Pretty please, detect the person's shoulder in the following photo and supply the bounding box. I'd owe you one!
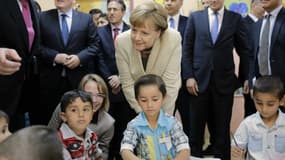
[159,111,177,129]
[41,9,57,16]
[277,110,285,125]
[240,112,260,127]
[73,9,90,17]
[116,30,131,44]
[162,28,181,43]
[190,9,206,17]
[127,112,146,127]
[225,9,242,19]
[179,14,188,21]
[99,110,115,127]
[97,24,111,37]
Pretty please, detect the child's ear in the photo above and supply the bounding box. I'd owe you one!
[60,112,67,122]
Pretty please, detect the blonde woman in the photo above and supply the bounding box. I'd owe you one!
[115,1,181,115]
[48,74,114,160]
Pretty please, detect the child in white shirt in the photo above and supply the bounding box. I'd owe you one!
[231,76,285,160]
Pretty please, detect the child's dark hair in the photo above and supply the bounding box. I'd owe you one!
[60,90,93,112]
[134,74,166,99]
[253,75,284,100]
[0,110,9,124]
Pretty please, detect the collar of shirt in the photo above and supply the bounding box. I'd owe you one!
[208,7,224,18]
[208,7,224,32]
[111,22,124,34]
[58,9,73,32]
[265,5,283,19]
[60,123,93,141]
[133,110,170,129]
[58,9,73,19]
[255,110,285,128]
[168,13,180,30]
[248,13,259,22]
[17,0,23,11]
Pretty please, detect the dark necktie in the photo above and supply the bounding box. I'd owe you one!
[21,0,35,51]
[169,17,175,29]
[259,14,271,75]
[211,11,219,44]
[61,14,69,45]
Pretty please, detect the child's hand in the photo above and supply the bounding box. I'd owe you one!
[95,156,103,160]
[231,146,245,160]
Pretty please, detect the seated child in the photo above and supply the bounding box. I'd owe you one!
[231,75,285,160]
[0,110,11,142]
[120,74,190,160]
[58,90,102,160]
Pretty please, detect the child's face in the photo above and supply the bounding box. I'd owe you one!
[137,85,165,118]
[253,92,280,121]
[60,97,94,137]
[84,80,104,113]
[0,117,11,142]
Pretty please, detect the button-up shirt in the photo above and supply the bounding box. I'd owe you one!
[121,110,189,160]
[232,110,285,160]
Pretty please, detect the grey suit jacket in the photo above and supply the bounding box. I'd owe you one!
[115,29,182,114]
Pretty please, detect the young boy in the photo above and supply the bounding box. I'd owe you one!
[0,110,11,142]
[231,76,285,160]
[58,90,102,160]
[120,74,190,160]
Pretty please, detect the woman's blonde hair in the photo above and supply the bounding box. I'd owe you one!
[130,1,168,33]
[79,74,110,112]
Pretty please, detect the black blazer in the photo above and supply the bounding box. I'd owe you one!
[182,8,250,94]
[97,23,130,80]
[250,8,285,87]
[96,23,130,102]
[0,0,40,114]
[39,9,100,88]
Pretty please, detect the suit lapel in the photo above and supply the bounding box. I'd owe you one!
[215,9,229,45]
[106,24,114,42]
[132,47,145,75]
[51,9,65,47]
[29,0,39,55]
[203,9,213,45]
[122,22,130,31]
[68,10,79,46]
[8,0,29,52]
[178,15,183,34]
[255,19,262,50]
[270,8,285,53]
[105,24,115,54]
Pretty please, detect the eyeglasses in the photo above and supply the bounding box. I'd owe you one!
[107,7,120,12]
[89,93,106,99]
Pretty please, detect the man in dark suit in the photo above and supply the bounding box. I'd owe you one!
[249,0,285,112]
[0,0,40,131]
[163,0,190,136]
[243,0,264,117]
[182,0,250,158]
[34,0,99,125]
[96,1,134,160]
